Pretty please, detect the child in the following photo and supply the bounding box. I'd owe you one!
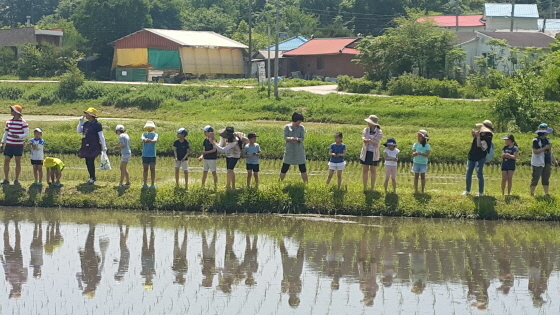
[243,132,261,187]
[500,134,518,196]
[29,128,44,185]
[412,130,431,193]
[173,128,190,189]
[141,121,158,188]
[198,125,218,189]
[1,105,29,185]
[530,123,557,197]
[113,125,131,187]
[44,157,64,187]
[383,138,399,193]
[212,126,242,190]
[326,132,346,189]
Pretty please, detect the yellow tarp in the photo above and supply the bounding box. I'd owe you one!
[115,49,148,67]
[180,47,244,75]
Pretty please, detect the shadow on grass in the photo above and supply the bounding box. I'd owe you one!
[140,187,157,210]
[363,190,382,209]
[472,196,498,219]
[535,195,556,204]
[2,184,26,206]
[413,192,432,205]
[41,186,62,207]
[330,186,347,212]
[504,195,521,204]
[27,184,43,204]
[384,192,399,212]
[76,183,100,194]
[282,184,306,213]
[114,185,130,197]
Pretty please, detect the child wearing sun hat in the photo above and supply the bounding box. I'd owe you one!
[141,121,158,188]
[44,157,64,187]
[383,138,399,193]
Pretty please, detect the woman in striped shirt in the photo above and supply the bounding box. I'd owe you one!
[1,105,29,185]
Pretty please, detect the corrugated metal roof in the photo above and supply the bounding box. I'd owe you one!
[478,31,554,48]
[484,4,539,18]
[255,50,284,60]
[283,38,359,56]
[264,36,309,51]
[418,15,485,27]
[112,29,248,49]
[455,33,478,45]
[538,19,560,31]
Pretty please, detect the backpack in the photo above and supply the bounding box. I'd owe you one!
[485,142,495,163]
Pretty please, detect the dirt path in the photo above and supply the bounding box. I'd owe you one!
[0,114,137,122]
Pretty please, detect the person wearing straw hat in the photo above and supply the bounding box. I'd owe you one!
[141,121,158,188]
[360,115,383,191]
[530,123,558,197]
[462,120,493,196]
[77,107,107,185]
[1,105,29,185]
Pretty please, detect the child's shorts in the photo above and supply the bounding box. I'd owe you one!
[203,159,217,172]
[412,163,428,174]
[31,159,43,166]
[246,164,260,172]
[175,160,189,171]
[46,165,64,172]
[142,157,157,166]
[121,154,131,162]
[328,161,346,171]
[385,165,397,177]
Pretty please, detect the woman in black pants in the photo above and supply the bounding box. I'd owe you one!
[77,107,107,185]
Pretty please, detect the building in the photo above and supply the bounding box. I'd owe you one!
[252,36,309,78]
[483,3,539,31]
[111,28,248,81]
[538,19,560,37]
[0,27,63,54]
[458,31,554,73]
[282,38,365,78]
[417,15,485,32]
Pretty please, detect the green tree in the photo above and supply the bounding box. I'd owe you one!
[232,20,268,50]
[36,17,88,52]
[0,0,58,26]
[150,0,185,29]
[181,6,237,35]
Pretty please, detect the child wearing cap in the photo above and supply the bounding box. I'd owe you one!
[326,132,346,189]
[500,134,518,196]
[383,138,400,193]
[412,130,431,193]
[29,128,45,185]
[1,105,29,185]
[44,157,64,187]
[141,121,158,188]
[198,125,218,189]
[113,125,131,187]
[530,123,557,197]
[173,128,190,189]
[243,132,261,187]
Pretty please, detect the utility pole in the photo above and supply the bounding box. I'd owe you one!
[267,25,271,97]
[510,0,515,32]
[248,0,253,79]
[455,0,460,32]
[274,0,280,98]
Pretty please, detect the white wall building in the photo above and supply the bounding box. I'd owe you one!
[483,3,539,31]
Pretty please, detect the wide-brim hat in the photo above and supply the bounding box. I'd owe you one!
[219,126,235,138]
[84,107,98,118]
[383,138,397,147]
[10,105,22,115]
[475,120,494,134]
[44,157,56,168]
[144,121,156,129]
[536,123,553,134]
[364,115,380,126]
[417,129,429,139]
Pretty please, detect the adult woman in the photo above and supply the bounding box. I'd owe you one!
[360,115,383,191]
[77,107,107,185]
[463,120,493,196]
[212,126,242,189]
[280,112,307,182]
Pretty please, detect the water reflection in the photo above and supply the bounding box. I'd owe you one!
[1,210,560,314]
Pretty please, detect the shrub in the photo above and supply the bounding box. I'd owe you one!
[337,75,381,93]
[37,90,59,106]
[115,92,165,110]
[76,83,110,100]
[386,73,461,98]
[23,84,59,101]
[58,63,85,100]
[0,84,24,100]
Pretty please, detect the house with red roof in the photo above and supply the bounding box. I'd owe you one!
[283,38,365,78]
[417,15,485,32]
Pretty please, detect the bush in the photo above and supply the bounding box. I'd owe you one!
[37,90,60,106]
[386,73,461,98]
[58,64,85,100]
[76,83,111,100]
[0,84,24,100]
[337,75,381,93]
[23,84,59,101]
[114,92,165,110]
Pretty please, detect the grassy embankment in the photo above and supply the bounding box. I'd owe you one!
[0,82,559,219]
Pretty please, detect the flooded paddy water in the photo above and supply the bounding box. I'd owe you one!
[1,208,560,315]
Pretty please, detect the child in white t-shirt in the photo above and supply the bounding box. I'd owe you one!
[29,128,45,185]
[383,138,400,193]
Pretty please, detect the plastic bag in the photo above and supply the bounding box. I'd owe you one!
[99,151,112,170]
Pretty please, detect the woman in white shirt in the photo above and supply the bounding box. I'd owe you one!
[212,126,242,189]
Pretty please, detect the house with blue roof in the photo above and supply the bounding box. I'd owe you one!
[263,36,309,51]
[483,3,539,31]
[252,36,309,78]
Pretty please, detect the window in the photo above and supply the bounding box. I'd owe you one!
[317,57,325,70]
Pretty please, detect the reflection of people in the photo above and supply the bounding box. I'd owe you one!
[141,225,156,290]
[240,235,258,286]
[172,228,188,285]
[201,230,217,287]
[217,230,244,293]
[114,224,130,282]
[44,220,63,255]
[465,245,489,310]
[77,107,107,185]
[381,236,395,288]
[528,247,553,307]
[2,220,27,299]
[326,226,344,290]
[410,246,427,295]
[497,242,513,295]
[357,235,378,306]
[280,240,304,308]
[30,221,43,278]
[77,225,101,298]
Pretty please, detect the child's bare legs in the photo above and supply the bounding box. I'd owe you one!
[392,177,397,192]
[506,171,514,195]
[183,170,188,189]
[33,165,41,183]
[202,171,208,187]
[149,165,156,186]
[326,169,335,185]
[254,172,259,186]
[55,170,62,184]
[301,172,308,183]
[143,164,149,185]
[247,170,253,186]
[501,171,507,195]
[3,156,10,181]
[212,171,218,189]
[414,173,419,192]
[14,156,21,181]
[120,161,129,185]
[383,176,389,193]
[46,169,51,184]
[175,167,180,185]
[420,173,426,193]
[336,170,342,189]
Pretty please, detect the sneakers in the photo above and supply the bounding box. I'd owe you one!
[13,180,20,185]
[86,179,95,185]
[150,185,156,189]
[54,183,61,187]
[141,184,148,189]
[475,192,484,197]
[461,191,470,195]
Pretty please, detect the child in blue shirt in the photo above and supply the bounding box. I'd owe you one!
[326,132,346,189]
[500,134,518,196]
[141,121,158,188]
[243,132,261,187]
[412,130,431,193]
